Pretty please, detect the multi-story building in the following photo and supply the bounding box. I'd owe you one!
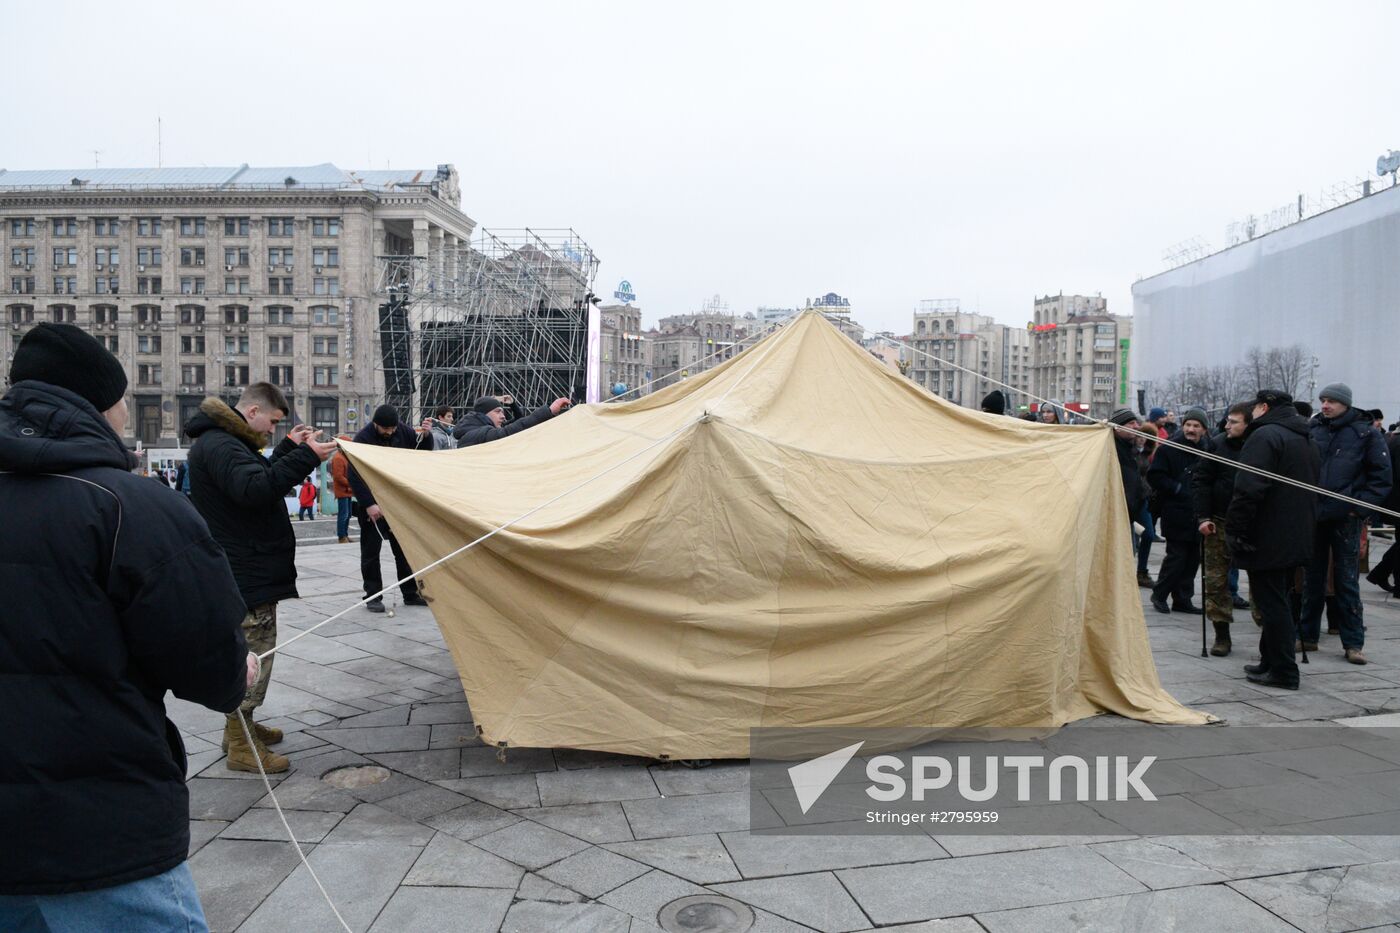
[596,303,644,398]
[1029,293,1132,419]
[646,325,703,392]
[907,299,1032,408]
[650,305,760,390]
[0,163,473,446]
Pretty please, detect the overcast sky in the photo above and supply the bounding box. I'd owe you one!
[3,0,1396,335]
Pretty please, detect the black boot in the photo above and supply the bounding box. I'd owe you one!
[1246,671,1299,690]
[1243,661,1268,675]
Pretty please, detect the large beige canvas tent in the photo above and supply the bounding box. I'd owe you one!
[342,310,1209,760]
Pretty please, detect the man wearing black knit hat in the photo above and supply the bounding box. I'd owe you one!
[456,393,570,447]
[0,324,254,926]
[348,404,434,612]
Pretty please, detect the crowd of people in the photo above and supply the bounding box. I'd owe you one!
[1108,381,1393,690]
[0,322,570,928]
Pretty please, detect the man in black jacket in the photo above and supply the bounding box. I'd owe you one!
[456,393,570,447]
[1147,408,1210,615]
[0,324,251,926]
[1300,383,1391,664]
[1227,389,1320,690]
[348,405,434,612]
[1192,401,1252,656]
[1109,408,1147,518]
[1365,428,1400,593]
[186,382,335,772]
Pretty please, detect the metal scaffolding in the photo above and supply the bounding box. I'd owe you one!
[375,229,599,417]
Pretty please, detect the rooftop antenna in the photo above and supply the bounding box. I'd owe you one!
[157,113,163,168]
[90,149,102,168]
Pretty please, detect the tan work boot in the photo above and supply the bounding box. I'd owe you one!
[338,536,350,544]
[224,716,290,773]
[220,716,283,752]
[1345,648,1368,665]
[1209,622,1231,657]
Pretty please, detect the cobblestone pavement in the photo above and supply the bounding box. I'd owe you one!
[170,541,1400,932]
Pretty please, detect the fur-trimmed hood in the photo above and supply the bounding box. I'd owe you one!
[183,396,267,450]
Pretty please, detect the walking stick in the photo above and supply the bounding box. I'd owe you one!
[1200,536,1208,657]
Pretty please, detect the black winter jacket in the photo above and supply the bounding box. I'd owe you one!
[1383,433,1400,516]
[185,397,323,607]
[454,399,556,448]
[1147,429,1209,541]
[347,422,433,508]
[1115,434,1146,518]
[1226,405,1320,571]
[0,382,248,895]
[1309,407,1392,522]
[1192,430,1244,522]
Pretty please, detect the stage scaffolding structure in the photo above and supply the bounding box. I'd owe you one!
[375,229,600,418]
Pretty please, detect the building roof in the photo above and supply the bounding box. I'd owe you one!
[0,163,445,192]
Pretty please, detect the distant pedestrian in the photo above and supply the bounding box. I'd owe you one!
[1193,401,1252,655]
[297,477,316,521]
[1148,408,1210,614]
[1147,407,1170,442]
[1299,383,1391,664]
[1227,389,1319,690]
[330,436,354,544]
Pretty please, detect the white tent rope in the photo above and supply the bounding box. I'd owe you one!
[856,316,1400,523]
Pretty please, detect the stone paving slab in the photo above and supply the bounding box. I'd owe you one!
[164,543,1400,931]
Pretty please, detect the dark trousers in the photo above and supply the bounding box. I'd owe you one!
[1300,517,1364,649]
[1372,540,1400,587]
[1152,536,1200,606]
[356,506,419,602]
[1249,567,1299,683]
[1135,504,1156,573]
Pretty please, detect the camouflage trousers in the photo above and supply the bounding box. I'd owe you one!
[238,602,278,714]
[1202,523,1234,626]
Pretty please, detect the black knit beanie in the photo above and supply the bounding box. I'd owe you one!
[372,404,399,428]
[9,323,128,411]
[473,396,504,414]
[980,390,1007,415]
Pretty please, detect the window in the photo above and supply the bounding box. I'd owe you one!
[312,277,339,296]
[266,305,293,325]
[224,364,250,387]
[93,306,118,324]
[137,276,162,295]
[49,305,76,323]
[180,247,206,266]
[138,334,162,353]
[10,247,35,266]
[268,335,293,355]
[178,305,205,324]
[224,247,249,267]
[137,246,162,266]
[268,247,294,267]
[95,247,120,267]
[312,247,339,268]
[137,364,162,385]
[269,365,294,387]
[310,305,339,325]
[8,304,34,323]
[311,399,338,435]
[101,335,118,353]
[222,305,249,324]
[9,219,36,236]
[223,217,249,236]
[95,276,120,294]
[181,335,205,354]
[136,305,162,324]
[93,218,120,236]
[312,335,339,355]
[267,218,294,237]
[181,364,206,385]
[223,277,250,294]
[178,217,206,236]
[311,217,340,236]
[10,277,35,294]
[136,217,163,236]
[313,365,339,387]
[268,277,294,295]
[53,247,78,266]
[51,218,77,237]
[224,335,249,354]
[52,277,77,294]
[179,277,205,295]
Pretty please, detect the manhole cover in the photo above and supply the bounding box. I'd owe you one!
[658,895,755,933]
[321,765,391,789]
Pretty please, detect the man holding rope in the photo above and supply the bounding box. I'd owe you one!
[1228,389,1320,691]
[349,405,434,613]
[0,325,256,928]
[186,382,336,773]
